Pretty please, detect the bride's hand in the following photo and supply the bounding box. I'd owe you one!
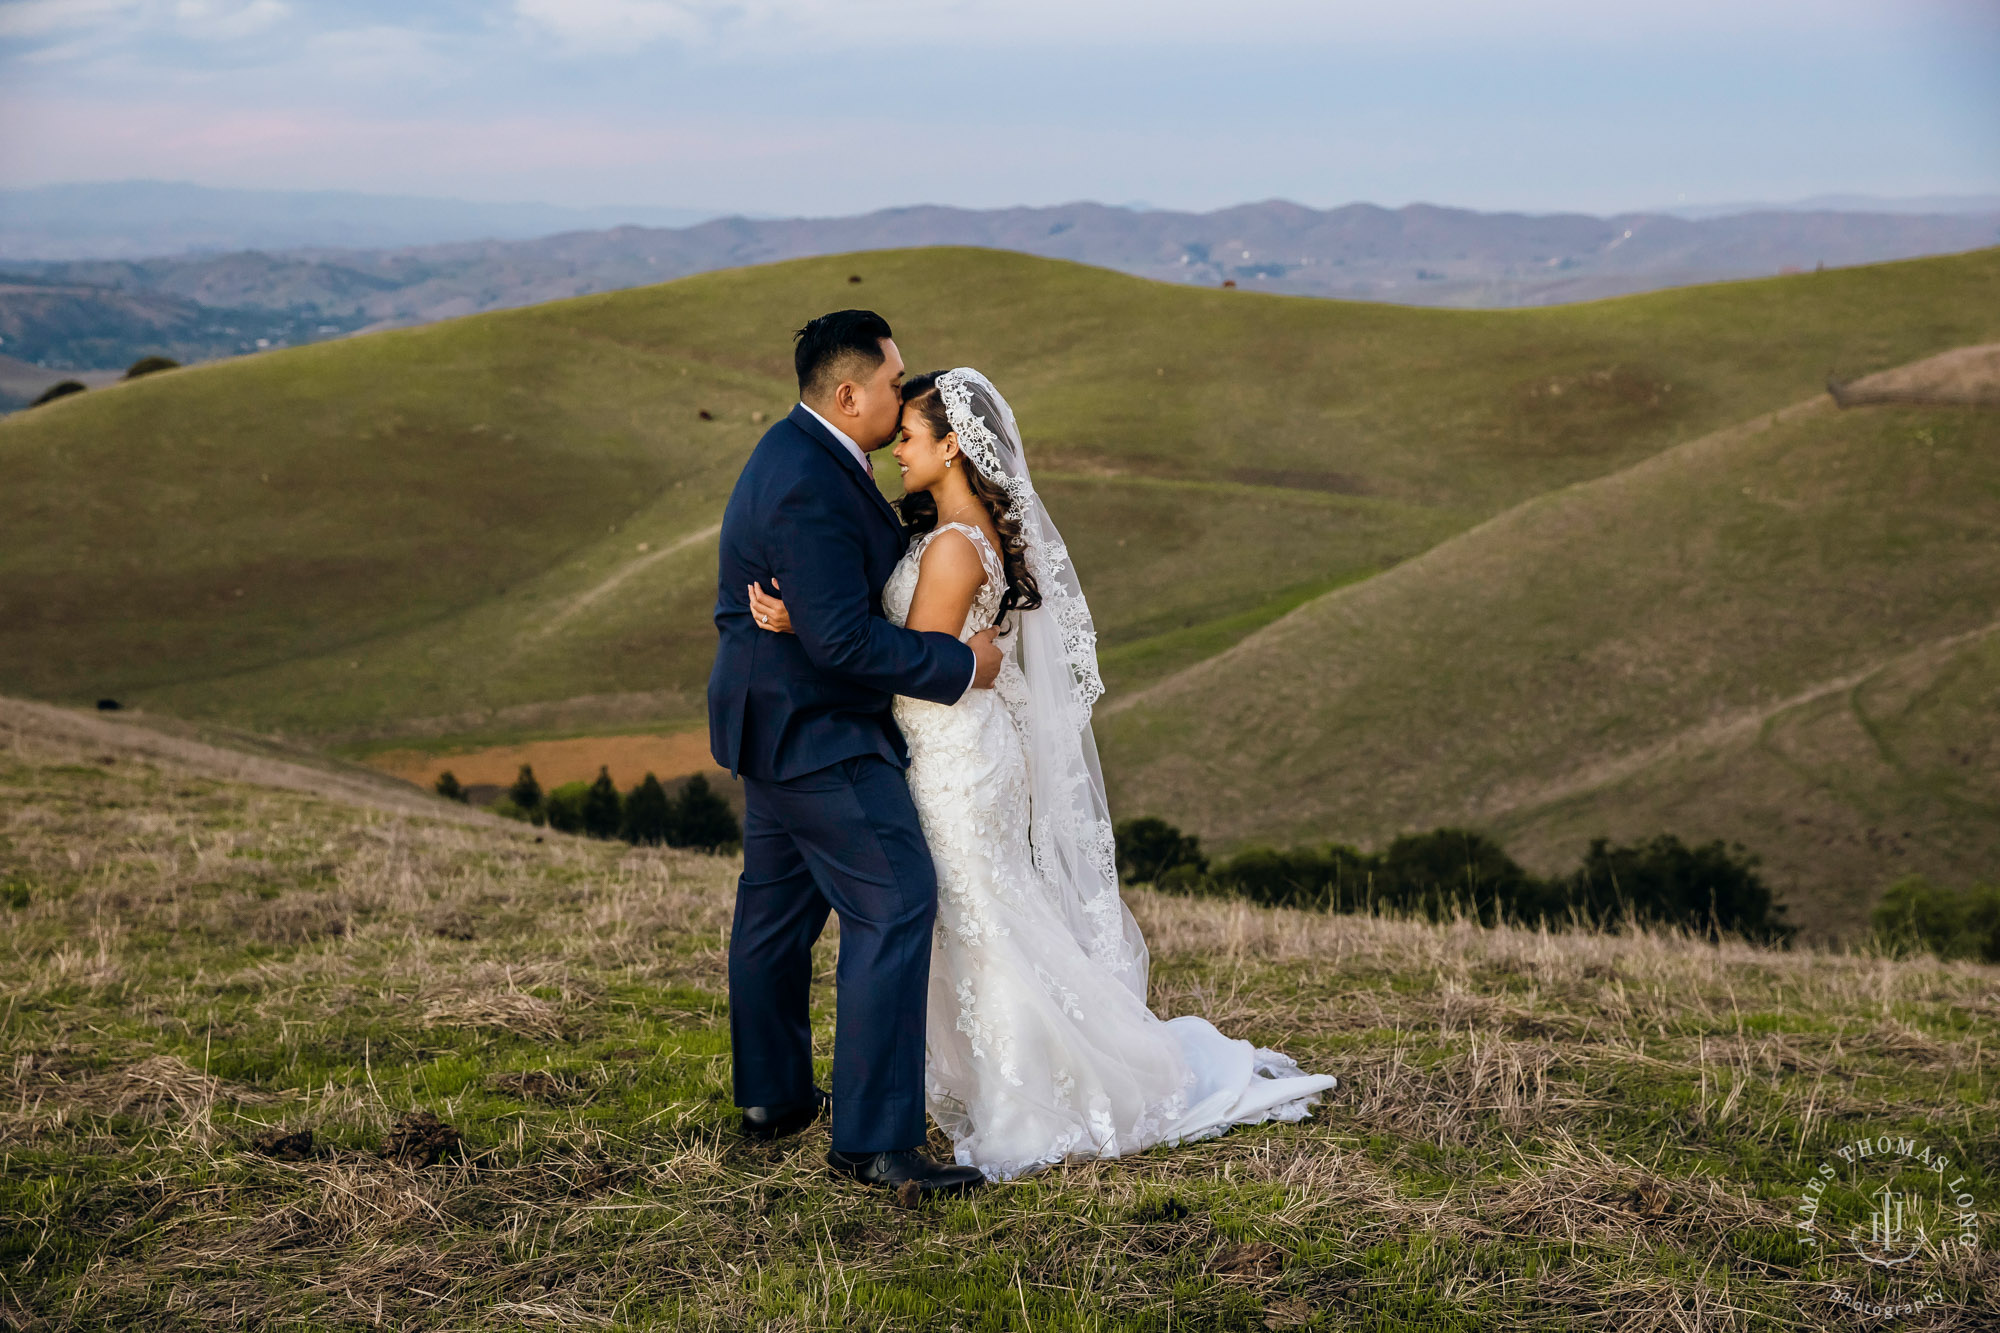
[747,579,793,633]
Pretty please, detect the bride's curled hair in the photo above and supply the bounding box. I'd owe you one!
[898,371,1043,622]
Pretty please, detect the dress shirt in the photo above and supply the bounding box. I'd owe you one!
[799,401,873,474]
[796,402,979,701]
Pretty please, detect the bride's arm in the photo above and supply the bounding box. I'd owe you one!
[747,529,985,637]
[902,529,985,636]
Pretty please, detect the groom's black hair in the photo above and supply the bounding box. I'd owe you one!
[794,309,894,399]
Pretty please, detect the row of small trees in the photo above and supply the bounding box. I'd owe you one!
[438,764,740,851]
[1114,818,1794,943]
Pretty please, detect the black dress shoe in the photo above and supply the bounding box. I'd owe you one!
[826,1147,985,1201]
[739,1088,828,1141]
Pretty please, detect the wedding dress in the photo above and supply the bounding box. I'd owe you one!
[884,369,1335,1182]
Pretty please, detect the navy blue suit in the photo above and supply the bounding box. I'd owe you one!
[708,404,974,1152]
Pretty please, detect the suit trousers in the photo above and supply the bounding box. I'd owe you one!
[728,754,939,1153]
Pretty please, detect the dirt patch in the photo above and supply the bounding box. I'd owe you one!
[487,1070,581,1102]
[379,1110,461,1167]
[249,1126,316,1160]
[364,729,732,794]
[1208,1240,1284,1278]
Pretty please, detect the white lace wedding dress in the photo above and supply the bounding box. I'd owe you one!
[886,521,1337,1181]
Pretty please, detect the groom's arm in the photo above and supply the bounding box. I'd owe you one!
[767,481,974,705]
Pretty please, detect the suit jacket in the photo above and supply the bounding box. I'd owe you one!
[707,404,975,781]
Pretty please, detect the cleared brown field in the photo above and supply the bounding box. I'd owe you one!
[363,728,727,794]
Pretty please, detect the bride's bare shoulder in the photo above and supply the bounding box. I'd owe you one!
[915,526,987,587]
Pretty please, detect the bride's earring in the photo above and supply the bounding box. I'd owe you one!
[946,459,954,468]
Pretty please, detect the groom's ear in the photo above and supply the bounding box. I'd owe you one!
[829,376,863,418]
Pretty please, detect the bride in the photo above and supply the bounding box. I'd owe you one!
[747,367,1335,1180]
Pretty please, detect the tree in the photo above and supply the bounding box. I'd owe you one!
[30,380,85,407]
[669,775,740,851]
[123,356,180,380]
[434,770,468,802]
[507,765,543,815]
[582,767,622,839]
[1114,817,1208,885]
[621,773,674,846]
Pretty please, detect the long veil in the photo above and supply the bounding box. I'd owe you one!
[936,369,1150,1001]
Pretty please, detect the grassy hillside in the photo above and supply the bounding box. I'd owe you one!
[6,246,2000,748]
[4,246,2000,936]
[1100,395,2000,938]
[3,700,1995,1329]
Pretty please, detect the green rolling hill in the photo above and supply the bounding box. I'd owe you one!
[4,245,1998,934]
[1098,390,2000,938]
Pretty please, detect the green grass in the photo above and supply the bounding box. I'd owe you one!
[3,702,1995,1329]
[4,245,2000,936]
[5,246,2000,744]
[1102,399,2000,939]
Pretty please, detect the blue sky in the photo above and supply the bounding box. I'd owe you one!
[1,0,1995,216]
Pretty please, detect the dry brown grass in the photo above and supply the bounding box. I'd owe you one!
[2,700,1996,1330]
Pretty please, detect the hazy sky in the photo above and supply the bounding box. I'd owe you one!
[1,0,1995,216]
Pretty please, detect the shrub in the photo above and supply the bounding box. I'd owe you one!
[1156,862,1214,896]
[1872,876,2000,962]
[1560,835,1790,943]
[123,356,180,380]
[506,766,544,822]
[490,798,534,823]
[670,775,740,851]
[434,770,468,803]
[621,773,674,845]
[1115,817,1208,885]
[542,781,589,834]
[31,380,85,407]
[2,879,30,910]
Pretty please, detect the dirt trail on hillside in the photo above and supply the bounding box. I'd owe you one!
[0,696,498,826]
[1472,615,2000,825]
[537,522,721,637]
[1830,342,2000,407]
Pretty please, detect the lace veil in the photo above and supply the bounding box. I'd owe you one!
[936,368,1150,1000]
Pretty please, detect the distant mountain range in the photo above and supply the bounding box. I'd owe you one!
[2,193,1996,372]
[0,181,727,261]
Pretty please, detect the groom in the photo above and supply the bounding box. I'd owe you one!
[708,310,1000,1196]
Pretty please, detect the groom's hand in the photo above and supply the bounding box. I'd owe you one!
[969,628,1002,690]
